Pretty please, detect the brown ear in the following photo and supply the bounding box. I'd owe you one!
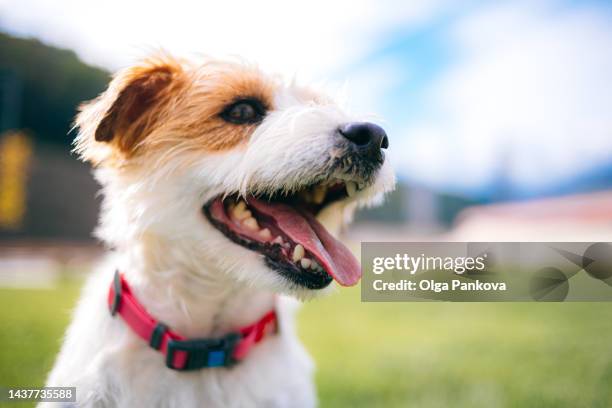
[95,60,183,149]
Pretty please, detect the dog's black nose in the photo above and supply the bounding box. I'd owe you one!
[339,122,389,158]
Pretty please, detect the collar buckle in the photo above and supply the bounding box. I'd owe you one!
[165,333,241,371]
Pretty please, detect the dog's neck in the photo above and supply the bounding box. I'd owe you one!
[94,169,277,339]
[114,240,276,339]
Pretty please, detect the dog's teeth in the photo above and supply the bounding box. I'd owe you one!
[273,236,284,245]
[300,258,312,269]
[292,244,305,262]
[235,210,252,221]
[311,260,323,271]
[235,200,247,212]
[243,217,259,231]
[259,228,272,239]
[232,201,252,221]
[346,181,357,197]
[312,185,326,204]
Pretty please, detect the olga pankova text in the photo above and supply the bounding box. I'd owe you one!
[373,279,507,292]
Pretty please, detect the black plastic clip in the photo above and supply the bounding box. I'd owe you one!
[149,323,168,350]
[109,270,122,316]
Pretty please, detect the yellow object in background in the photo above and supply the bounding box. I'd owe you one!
[0,131,32,230]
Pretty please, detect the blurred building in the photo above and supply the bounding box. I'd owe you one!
[0,131,99,242]
[453,191,612,241]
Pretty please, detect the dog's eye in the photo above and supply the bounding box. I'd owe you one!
[220,99,266,124]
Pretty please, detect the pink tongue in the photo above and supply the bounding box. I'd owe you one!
[248,199,361,286]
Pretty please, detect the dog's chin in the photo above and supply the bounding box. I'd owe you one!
[202,178,370,292]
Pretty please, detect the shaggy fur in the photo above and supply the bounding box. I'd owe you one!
[43,54,394,407]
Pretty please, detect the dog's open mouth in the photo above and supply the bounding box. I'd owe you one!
[203,181,361,290]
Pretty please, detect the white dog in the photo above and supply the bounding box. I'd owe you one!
[44,54,394,407]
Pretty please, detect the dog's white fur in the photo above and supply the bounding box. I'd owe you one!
[44,55,394,408]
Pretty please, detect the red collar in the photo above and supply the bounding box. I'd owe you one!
[108,271,277,371]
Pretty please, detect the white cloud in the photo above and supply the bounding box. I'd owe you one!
[0,0,442,79]
[6,0,606,195]
[338,57,407,118]
[398,1,612,192]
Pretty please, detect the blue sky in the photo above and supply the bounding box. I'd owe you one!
[339,0,612,198]
[1,0,611,199]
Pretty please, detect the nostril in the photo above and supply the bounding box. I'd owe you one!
[381,135,389,149]
[339,123,372,146]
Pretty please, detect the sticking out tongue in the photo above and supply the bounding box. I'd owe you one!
[247,199,361,286]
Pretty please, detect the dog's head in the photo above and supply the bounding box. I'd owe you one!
[76,54,394,296]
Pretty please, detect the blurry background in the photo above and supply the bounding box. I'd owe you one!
[0,0,611,407]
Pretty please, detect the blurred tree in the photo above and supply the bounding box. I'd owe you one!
[0,32,109,240]
[0,32,109,145]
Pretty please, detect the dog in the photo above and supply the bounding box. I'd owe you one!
[43,53,394,407]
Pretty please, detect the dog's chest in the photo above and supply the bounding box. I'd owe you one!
[95,336,316,408]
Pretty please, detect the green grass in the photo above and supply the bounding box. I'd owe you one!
[1,279,612,407]
[0,278,81,407]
